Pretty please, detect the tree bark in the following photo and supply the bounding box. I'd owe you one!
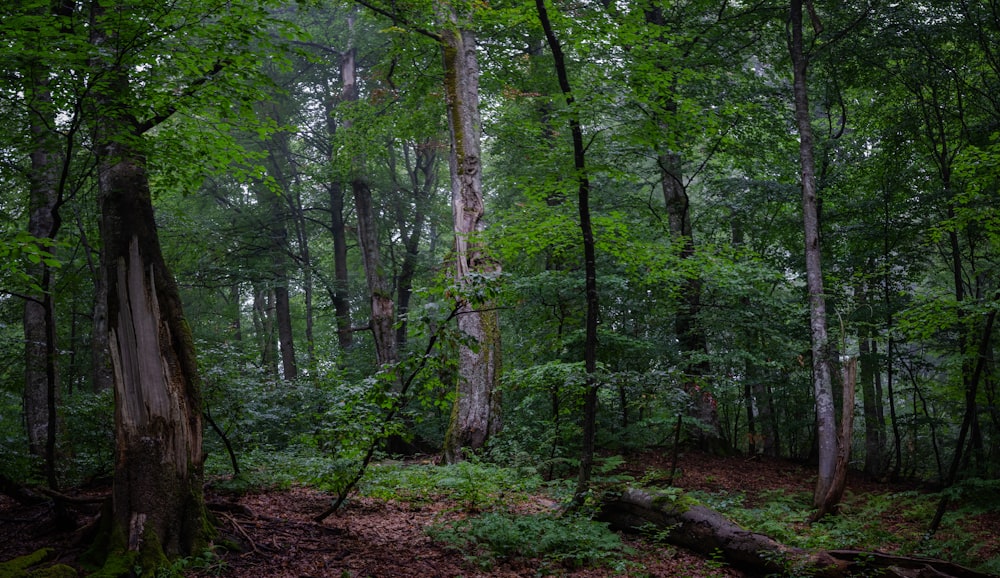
[338,29,398,370]
[392,139,435,350]
[353,178,398,367]
[534,0,599,496]
[598,487,799,574]
[789,0,839,510]
[329,180,354,352]
[74,204,114,392]
[322,81,353,353]
[90,0,210,563]
[598,487,994,578]
[859,282,886,480]
[253,283,278,377]
[260,104,298,381]
[440,19,502,463]
[22,60,63,469]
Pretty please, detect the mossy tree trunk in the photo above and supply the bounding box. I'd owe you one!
[90,0,210,566]
[97,133,211,566]
[441,18,502,463]
[598,487,995,578]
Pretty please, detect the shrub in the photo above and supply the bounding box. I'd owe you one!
[427,512,627,571]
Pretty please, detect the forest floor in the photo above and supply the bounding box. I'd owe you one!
[1,451,998,577]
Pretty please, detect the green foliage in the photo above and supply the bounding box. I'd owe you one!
[0,389,37,483]
[152,547,226,578]
[0,232,61,295]
[59,389,114,485]
[360,459,543,510]
[0,548,74,578]
[427,512,627,572]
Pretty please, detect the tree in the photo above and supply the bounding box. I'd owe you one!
[788,0,842,515]
[533,0,599,496]
[19,2,67,480]
[440,5,503,462]
[81,0,275,566]
[340,15,398,370]
[87,3,212,564]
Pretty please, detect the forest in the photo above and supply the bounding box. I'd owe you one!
[1,0,999,576]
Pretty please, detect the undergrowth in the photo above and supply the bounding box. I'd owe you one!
[691,486,1000,574]
[427,512,630,572]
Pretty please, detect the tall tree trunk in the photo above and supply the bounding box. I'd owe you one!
[289,187,315,371]
[440,18,502,463]
[339,32,398,369]
[260,106,298,381]
[858,282,886,479]
[89,2,211,561]
[74,204,114,392]
[329,180,354,352]
[393,140,435,350]
[353,178,398,367]
[274,282,297,380]
[253,284,278,377]
[91,268,114,392]
[789,0,840,510]
[642,5,727,454]
[322,85,354,353]
[23,62,63,473]
[534,0,599,497]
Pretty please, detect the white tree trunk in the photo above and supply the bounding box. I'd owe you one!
[790,0,838,508]
[441,22,501,463]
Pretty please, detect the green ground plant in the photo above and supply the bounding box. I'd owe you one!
[359,458,543,509]
[427,512,628,572]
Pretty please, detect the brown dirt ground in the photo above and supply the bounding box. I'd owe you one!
[1,451,996,577]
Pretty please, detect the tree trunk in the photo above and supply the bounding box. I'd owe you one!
[789,0,839,510]
[100,168,210,561]
[598,487,994,578]
[322,91,353,352]
[859,291,886,479]
[599,487,800,574]
[290,189,315,370]
[91,269,114,392]
[534,0,599,496]
[89,4,211,563]
[260,105,298,381]
[23,64,63,469]
[392,139,435,350]
[338,31,398,370]
[353,178,398,367]
[274,283,297,380]
[329,179,354,352]
[74,205,114,392]
[92,103,210,569]
[440,20,502,463]
[253,284,278,377]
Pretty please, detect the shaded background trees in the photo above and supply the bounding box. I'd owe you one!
[1,0,999,572]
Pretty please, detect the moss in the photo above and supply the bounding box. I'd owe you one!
[80,500,114,569]
[650,489,699,514]
[26,564,77,578]
[0,549,52,577]
[0,549,77,578]
[86,550,137,578]
[137,526,169,574]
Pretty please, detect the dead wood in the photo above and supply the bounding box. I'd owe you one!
[597,487,995,578]
[597,487,799,574]
[0,473,46,506]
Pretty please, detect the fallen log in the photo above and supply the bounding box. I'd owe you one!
[597,487,995,578]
